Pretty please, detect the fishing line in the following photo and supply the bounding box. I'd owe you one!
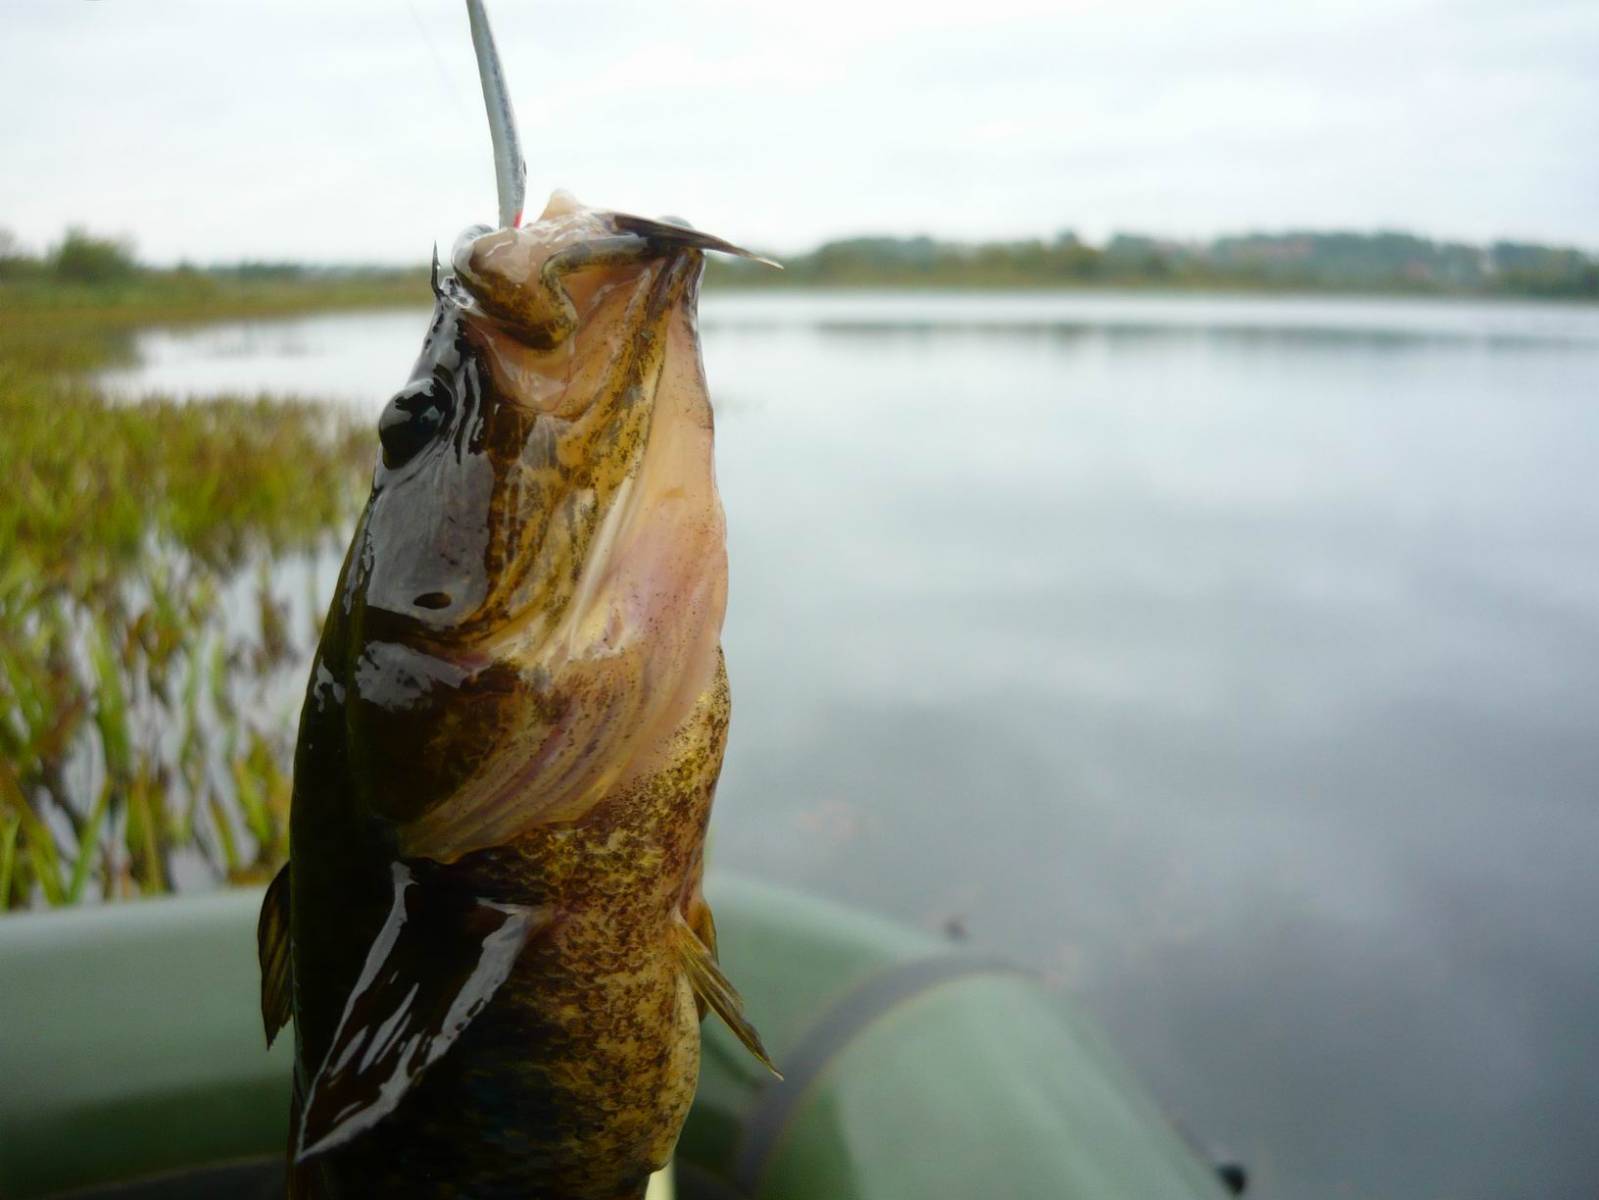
[405,0,470,119]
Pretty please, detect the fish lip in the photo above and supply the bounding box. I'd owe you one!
[446,210,774,333]
[611,213,782,269]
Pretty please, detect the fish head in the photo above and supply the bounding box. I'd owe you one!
[353,190,698,633]
[321,191,749,855]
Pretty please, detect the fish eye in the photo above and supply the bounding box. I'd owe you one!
[378,377,453,469]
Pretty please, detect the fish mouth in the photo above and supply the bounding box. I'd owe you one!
[440,200,776,356]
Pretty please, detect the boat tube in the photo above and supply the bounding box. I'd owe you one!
[0,876,1234,1198]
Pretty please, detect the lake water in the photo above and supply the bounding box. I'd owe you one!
[102,292,1599,1199]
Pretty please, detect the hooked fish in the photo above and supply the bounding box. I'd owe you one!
[256,4,776,1196]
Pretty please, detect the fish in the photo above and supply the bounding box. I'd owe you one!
[256,4,776,1196]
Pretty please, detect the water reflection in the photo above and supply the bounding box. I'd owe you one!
[102,291,1599,1199]
[700,290,1599,348]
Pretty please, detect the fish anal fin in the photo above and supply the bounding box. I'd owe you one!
[295,861,552,1162]
[670,911,780,1079]
[257,862,293,1048]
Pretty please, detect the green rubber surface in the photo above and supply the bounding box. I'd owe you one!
[0,877,1227,1199]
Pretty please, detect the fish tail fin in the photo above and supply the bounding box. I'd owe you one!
[670,910,781,1079]
[258,861,293,1047]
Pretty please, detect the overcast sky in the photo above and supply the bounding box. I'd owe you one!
[3,0,1596,264]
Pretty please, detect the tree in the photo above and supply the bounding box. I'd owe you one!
[51,227,139,284]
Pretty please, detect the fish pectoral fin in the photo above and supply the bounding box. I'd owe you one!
[295,861,553,1163]
[257,862,293,1047]
[682,889,720,1021]
[670,911,781,1080]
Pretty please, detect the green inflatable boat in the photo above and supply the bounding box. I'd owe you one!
[0,876,1238,1198]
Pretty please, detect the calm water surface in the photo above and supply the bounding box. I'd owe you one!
[103,292,1599,1199]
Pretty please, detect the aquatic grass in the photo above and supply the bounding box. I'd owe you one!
[65,782,111,905]
[0,813,19,911]
[0,280,394,909]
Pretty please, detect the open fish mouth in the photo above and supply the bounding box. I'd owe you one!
[442,201,776,354]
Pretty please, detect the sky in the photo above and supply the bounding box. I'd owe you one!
[2,0,1596,265]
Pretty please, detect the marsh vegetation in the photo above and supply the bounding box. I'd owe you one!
[0,250,420,908]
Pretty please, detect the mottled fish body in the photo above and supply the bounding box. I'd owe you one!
[257,9,774,1190]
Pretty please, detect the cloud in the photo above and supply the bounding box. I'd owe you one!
[1,0,1594,262]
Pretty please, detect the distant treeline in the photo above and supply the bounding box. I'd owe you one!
[0,228,425,288]
[0,229,427,321]
[708,230,1599,299]
[5,225,1596,301]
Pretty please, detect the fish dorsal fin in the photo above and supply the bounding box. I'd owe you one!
[296,861,551,1162]
[257,862,293,1047]
[670,910,781,1079]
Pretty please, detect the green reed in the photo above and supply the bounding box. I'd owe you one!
[0,283,395,909]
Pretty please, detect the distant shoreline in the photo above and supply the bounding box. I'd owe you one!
[5,226,1597,323]
[6,273,1597,334]
[702,230,1599,301]
[710,277,1599,305]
